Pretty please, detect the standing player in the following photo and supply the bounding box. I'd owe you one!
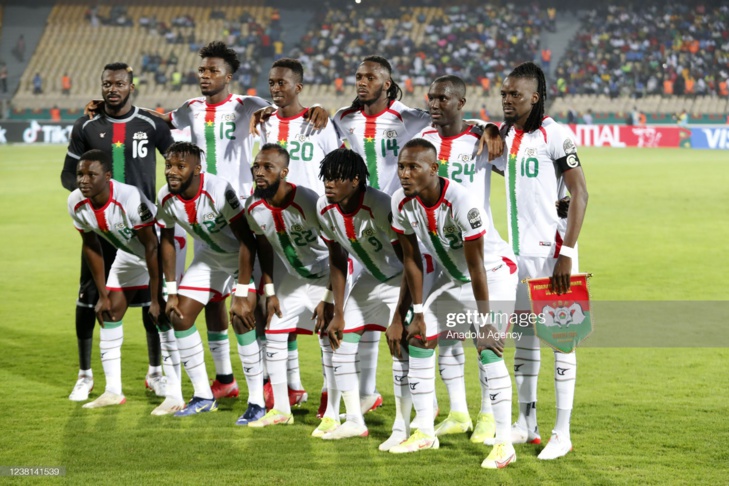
[61,62,180,402]
[157,142,258,418]
[244,144,340,433]
[390,139,516,468]
[416,75,517,444]
[315,149,435,446]
[67,150,163,409]
[495,62,589,460]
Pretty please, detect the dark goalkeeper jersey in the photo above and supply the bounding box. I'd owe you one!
[62,106,175,201]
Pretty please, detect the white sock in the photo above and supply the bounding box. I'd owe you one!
[409,349,436,437]
[79,369,93,378]
[333,341,364,425]
[259,336,269,381]
[482,357,512,444]
[148,365,162,376]
[236,330,264,406]
[100,322,123,395]
[266,336,290,414]
[159,328,182,401]
[478,360,493,414]
[287,341,303,391]
[514,331,540,430]
[320,348,327,393]
[207,330,233,377]
[319,336,340,420]
[554,351,576,438]
[438,340,468,414]
[392,346,411,437]
[175,326,213,400]
[358,331,380,397]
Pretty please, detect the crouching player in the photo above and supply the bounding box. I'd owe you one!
[157,142,258,418]
[67,149,166,409]
[390,139,517,468]
[243,143,341,432]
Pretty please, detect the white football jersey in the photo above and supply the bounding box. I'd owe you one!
[317,187,401,282]
[170,94,270,199]
[261,108,341,195]
[492,117,577,257]
[246,184,329,280]
[333,100,431,195]
[68,180,156,259]
[157,173,245,254]
[391,178,514,284]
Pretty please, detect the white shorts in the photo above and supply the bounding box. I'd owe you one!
[425,260,518,341]
[266,275,328,335]
[179,246,238,305]
[106,250,149,291]
[343,253,437,334]
[515,254,580,311]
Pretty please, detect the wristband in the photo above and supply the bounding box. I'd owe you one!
[165,281,177,295]
[412,303,424,314]
[234,285,248,297]
[321,289,334,304]
[264,283,275,297]
[559,245,577,259]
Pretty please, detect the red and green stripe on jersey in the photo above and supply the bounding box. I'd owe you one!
[270,209,320,280]
[363,118,379,189]
[92,199,135,255]
[424,204,469,283]
[437,138,453,178]
[276,116,291,148]
[343,214,389,282]
[112,123,126,182]
[204,107,218,174]
[180,185,225,253]
[507,132,524,255]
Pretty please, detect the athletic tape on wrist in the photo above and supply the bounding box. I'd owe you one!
[412,303,424,314]
[321,289,334,304]
[264,283,275,297]
[165,281,177,295]
[559,245,577,259]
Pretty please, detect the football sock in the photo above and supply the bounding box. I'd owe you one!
[358,330,380,397]
[259,335,269,381]
[333,340,364,425]
[76,306,95,370]
[100,321,123,395]
[207,330,233,382]
[514,329,540,430]
[319,336,340,420]
[438,339,468,413]
[478,360,494,414]
[392,346,411,436]
[481,350,512,444]
[78,338,93,373]
[236,330,264,407]
[266,335,290,415]
[287,340,303,391]
[175,325,213,400]
[408,346,436,437]
[320,348,327,393]
[158,324,182,401]
[554,351,576,438]
[142,306,161,367]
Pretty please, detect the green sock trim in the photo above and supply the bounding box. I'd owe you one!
[103,321,123,329]
[207,330,229,341]
[235,330,257,346]
[174,324,198,339]
[408,345,435,358]
[342,333,362,343]
[156,323,171,332]
[480,350,503,364]
[287,341,298,351]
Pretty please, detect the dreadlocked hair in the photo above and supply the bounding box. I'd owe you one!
[349,55,403,110]
[200,41,240,74]
[165,141,204,163]
[319,148,369,189]
[505,61,547,134]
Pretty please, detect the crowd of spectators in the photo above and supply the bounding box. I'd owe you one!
[554,4,729,98]
[289,3,548,88]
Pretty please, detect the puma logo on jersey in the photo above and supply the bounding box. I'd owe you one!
[99,132,106,138]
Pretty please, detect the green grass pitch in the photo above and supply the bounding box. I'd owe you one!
[0,145,727,484]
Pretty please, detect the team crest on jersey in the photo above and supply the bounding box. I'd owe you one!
[467,208,482,229]
[362,228,375,237]
[296,134,307,142]
[138,203,153,221]
[526,148,537,157]
[222,114,236,122]
[292,224,305,232]
[203,212,215,221]
[444,225,457,234]
[133,131,148,140]
[385,130,398,139]
[458,154,471,162]
[225,189,241,210]
[348,128,355,134]
[115,223,126,229]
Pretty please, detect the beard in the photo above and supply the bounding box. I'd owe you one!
[253,177,281,199]
[168,174,194,195]
[104,92,131,111]
[358,85,385,106]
